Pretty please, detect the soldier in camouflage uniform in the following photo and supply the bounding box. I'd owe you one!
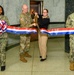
[19,4,33,63]
[0,5,9,71]
[66,13,74,71]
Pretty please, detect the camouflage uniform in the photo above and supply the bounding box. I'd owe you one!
[20,12,32,53]
[66,13,74,70]
[0,15,9,68]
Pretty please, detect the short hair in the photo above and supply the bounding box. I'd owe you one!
[0,5,4,15]
[44,9,48,13]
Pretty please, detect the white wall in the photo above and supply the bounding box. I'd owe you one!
[0,0,30,25]
[44,0,65,22]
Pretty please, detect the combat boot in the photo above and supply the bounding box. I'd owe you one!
[23,52,32,57]
[70,62,74,71]
[20,53,27,63]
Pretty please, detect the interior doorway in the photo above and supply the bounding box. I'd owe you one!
[30,0,43,41]
[30,0,43,14]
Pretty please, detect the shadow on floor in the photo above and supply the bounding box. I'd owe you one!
[6,43,19,51]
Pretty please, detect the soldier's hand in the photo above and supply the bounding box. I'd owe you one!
[30,23,37,27]
[33,19,35,22]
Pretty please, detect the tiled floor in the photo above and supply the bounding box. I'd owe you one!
[0,36,74,75]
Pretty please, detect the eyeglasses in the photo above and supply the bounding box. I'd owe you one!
[43,12,47,13]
